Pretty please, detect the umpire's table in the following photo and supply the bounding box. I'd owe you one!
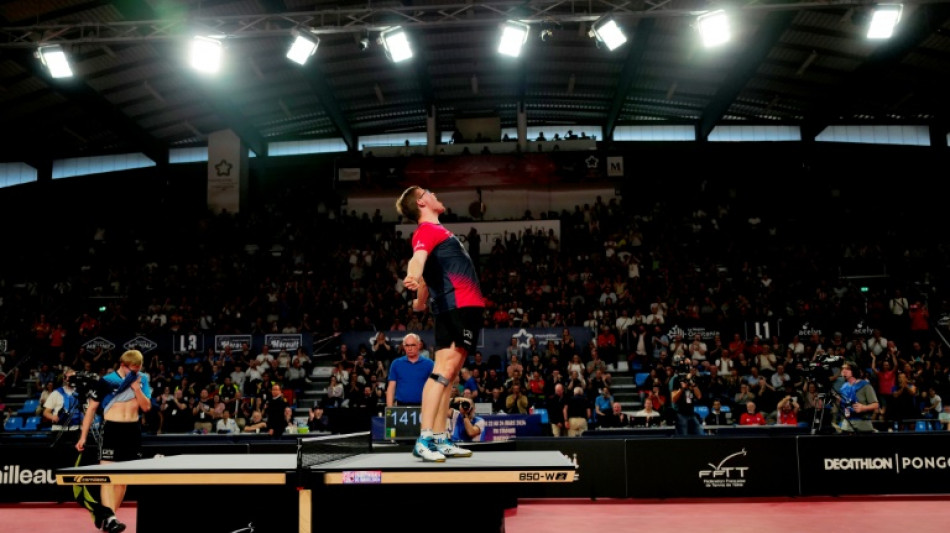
[57,433,576,533]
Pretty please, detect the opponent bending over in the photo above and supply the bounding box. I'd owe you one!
[76,349,152,532]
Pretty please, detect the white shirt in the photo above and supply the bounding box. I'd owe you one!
[43,386,80,430]
[616,316,635,332]
[216,417,240,434]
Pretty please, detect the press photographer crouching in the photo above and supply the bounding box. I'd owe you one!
[669,366,704,436]
[447,396,486,442]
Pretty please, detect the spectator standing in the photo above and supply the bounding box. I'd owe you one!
[564,386,591,437]
[386,333,434,407]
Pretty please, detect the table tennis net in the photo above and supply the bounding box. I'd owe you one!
[297,431,372,468]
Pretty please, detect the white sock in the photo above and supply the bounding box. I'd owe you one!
[433,432,446,442]
[421,429,433,439]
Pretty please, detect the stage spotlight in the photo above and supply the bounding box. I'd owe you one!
[590,18,627,51]
[380,26,413,63]
[540,29,553,42]
[37,45,73,78]
[498,21,530,57]
[867,4,902,39]
[287,29,319,65]
[359,37,370,51]
[697,10,731,48]
[190,35,223,73]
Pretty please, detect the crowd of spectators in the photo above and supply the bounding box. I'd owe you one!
[2,174,950,434]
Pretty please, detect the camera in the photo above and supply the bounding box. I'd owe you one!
[67,371,99,393]
[676,375,695,387]
[451,398,473,411]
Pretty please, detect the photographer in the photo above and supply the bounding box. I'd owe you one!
[835,361,879,433]
[447,396,486,442]
[307,404,330,433]
[775,395,800,425]
[43,367,82,432]
[669,369,703,435]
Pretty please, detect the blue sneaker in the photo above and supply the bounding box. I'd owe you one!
[412,436,446,462]
[435,437,472,458]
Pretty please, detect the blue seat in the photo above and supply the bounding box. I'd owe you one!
[720,405,731,413]
[4,416,24,431]
[915,420,932,432]
[22,416,42,431]
[634,373,650,387]
[695,405,709,420]
[18,399,39,416]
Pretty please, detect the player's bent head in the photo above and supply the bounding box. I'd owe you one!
[120,349,145,368]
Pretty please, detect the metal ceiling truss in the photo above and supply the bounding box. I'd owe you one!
[2,1,939,48]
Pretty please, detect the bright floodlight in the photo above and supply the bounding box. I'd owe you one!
[190,36,223,73]
[287,31,319,65]
[867,4,903,39]
[592,18,628,51]
[38,45,73,78]
[381,27,413,63]
[697,10,731,48]
[498,21,530,57]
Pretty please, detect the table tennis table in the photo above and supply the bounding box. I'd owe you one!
[58,444,576,533]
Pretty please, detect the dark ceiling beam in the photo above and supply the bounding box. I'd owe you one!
[803,3,950,137]
[604,18,655,141]
[697,11,798,141]
[412,35,436,121]
[111,0,267,157]
[298,63,356,150]
[0,6,167,165]
[0,49,169,165]
[261,0,355,151]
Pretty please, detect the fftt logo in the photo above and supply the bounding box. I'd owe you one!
[699,449,749,479]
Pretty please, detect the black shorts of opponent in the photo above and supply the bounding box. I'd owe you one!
[100,420,143,462]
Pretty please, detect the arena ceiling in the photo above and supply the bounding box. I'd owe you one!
[1,0,949,166]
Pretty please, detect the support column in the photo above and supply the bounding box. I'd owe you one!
[517,103,528,153]
[427,105,438,156]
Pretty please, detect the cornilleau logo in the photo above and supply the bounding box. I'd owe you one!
[698,449,749,488]
[0,465,56,485]
[229,523,255,533]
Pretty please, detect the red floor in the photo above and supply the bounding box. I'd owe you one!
[5,496,949,533]
[506,496,950,533]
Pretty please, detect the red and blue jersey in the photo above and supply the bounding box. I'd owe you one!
[412,222,484,314]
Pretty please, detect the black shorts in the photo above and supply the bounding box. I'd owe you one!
[434,307,483,356]
[100,421,142,462]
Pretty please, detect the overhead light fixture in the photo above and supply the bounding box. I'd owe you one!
[590,18,627,51]
[287,29,319,65]
[498,21,530,57]
[380,26,413,63]
[37,45,73,78]
[867,4,902,39]
[540,29,553,42]
[697,10,731,48]
[190,35,223,73]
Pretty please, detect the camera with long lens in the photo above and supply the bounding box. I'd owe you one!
[66,371,100,393]
[450,398,473,411]
[804,354,843,390]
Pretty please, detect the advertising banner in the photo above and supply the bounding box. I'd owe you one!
[798,433,950,495]
[627,437,799,498]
